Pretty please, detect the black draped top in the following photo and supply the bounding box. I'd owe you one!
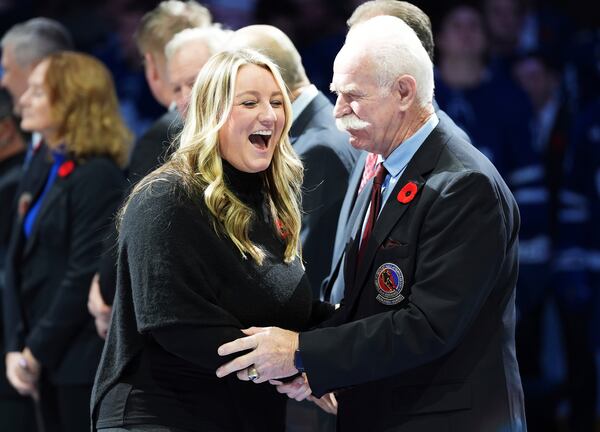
[92,162,323,431]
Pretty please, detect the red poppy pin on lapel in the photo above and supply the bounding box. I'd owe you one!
[276,219,289,239]
[397,181,418,204]
[57,160,75,178]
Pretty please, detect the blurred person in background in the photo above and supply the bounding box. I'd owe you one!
[88,0,214,340]
[3,51,130,432]
[434,4,555,429]
[0,18,72,432]
[0,88,31,432]
[0,89,25,282]
[165,25,231,118]
[553,99,600,432]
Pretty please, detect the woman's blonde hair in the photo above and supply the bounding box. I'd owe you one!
[129,48,303,264]
[44,51,131,166]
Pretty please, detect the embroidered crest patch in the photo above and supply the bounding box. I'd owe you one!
[375,263,405,305]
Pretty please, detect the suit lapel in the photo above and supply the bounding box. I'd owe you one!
[342,181,372,294]
[23,177,68,259]
[344,124,450,312]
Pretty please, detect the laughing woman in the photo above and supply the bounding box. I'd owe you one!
[91,49,327,432]
[3,52,130,432]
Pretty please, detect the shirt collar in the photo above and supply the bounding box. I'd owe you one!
[291,84,319,123]
[382,113,439,178]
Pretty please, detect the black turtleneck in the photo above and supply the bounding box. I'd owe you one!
[93,162,314,431]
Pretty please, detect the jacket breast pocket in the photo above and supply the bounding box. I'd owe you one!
[380,237,410,257]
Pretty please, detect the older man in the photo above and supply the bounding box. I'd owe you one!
[227,25,359,295]
[324,0,472,306]
[217,16,525,432]
[165,25,231,118]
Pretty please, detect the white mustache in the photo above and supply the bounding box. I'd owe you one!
[335,114,370,132]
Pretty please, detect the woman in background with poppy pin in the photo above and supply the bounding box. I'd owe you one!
[3,51,130,432]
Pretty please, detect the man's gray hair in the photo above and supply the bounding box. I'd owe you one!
[1,17,73,68]
[346,15,434,106]
[164,25,231,62]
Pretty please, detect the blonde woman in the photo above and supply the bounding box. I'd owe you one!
[92,49,330,432]
[3,51,130,431]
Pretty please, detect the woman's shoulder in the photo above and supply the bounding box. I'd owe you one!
[125,171,204,227]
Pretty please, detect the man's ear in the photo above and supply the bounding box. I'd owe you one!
[395,75,417,111]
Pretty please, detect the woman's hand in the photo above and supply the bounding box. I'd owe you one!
[270,373,312,401]
[309,392,338,415]
[87,273,112,339]
[5,349,40,396]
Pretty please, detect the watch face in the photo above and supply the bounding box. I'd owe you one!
[294,349,304,372]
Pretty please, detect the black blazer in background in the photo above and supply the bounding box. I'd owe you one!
[3,156,124,385]
[126,109,181,186]
[98,110,182,304]
[290,91,359,294]
[300,120,526,431]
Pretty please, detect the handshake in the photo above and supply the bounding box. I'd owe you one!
[216,326,337,415]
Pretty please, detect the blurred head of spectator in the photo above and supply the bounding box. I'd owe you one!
[135,0,212,108]
[513,51,561,112]
[483,0,525,56]
[165,25,231,117]
[436,4,487,88]
[227,25,310,101]
[346,0,435,62]
[19,52,131,166]
[1,17,73,114]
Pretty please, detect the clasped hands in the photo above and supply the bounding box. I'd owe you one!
[5,347,41,399]
[216,326,337,414]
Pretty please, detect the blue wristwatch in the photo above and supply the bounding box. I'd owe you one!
[294,349,305,373]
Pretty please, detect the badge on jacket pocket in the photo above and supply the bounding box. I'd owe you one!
[375,263,404,305]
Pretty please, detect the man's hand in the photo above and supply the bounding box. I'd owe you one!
[6,349,40,396]
[216,327,299,383]
[270,373,312,401]
[309,392,338,415]
[87,273,112,339]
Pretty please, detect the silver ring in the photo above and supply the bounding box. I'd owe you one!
[247,365,260,381]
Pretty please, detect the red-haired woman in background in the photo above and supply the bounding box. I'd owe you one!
[3,51,130,432]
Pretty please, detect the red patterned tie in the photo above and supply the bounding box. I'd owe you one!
[357,162,388,267]
[358,152,379,194]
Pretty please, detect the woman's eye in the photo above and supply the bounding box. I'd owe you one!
[270,100,283,107]
[242,101,257,107]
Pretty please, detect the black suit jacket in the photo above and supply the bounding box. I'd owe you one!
[126,109,181,186]
[3,156,124,385]
[323,108,470,303]
[290,91,359,294]
[300,119,525,431]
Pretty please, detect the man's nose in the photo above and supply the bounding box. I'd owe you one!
[333,95,350,119]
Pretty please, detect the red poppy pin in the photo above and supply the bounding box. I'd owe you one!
[276,219,289,239]
[397,181,419,204]
[57,160,75,178]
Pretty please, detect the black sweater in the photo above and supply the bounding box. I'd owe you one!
[92,163,324,431]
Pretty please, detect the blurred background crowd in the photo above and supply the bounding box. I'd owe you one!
[0,0,598,431]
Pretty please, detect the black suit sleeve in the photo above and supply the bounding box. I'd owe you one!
[26,163,123,368]
[300,171,510,396]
